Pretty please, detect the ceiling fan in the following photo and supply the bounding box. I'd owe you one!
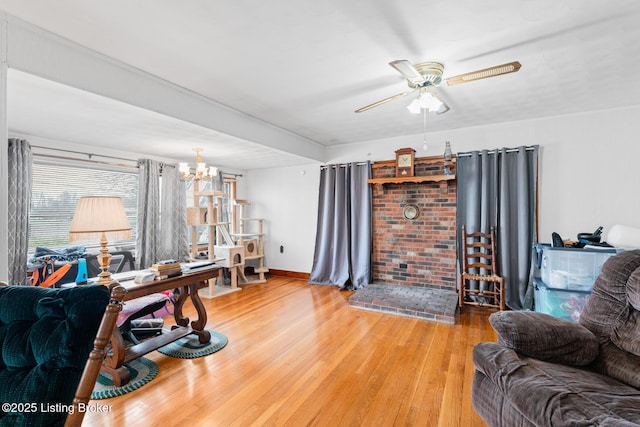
[355,60,521,114]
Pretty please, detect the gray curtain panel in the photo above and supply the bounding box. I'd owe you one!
[7,139,33,285]
[309,162,372,290]
[136,159,161,268]
[159,164,189,262]
[456,146,538,310]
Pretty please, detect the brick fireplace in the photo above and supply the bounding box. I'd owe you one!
[370,156,457,290]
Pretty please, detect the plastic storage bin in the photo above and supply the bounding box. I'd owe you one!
[533,278,590,322]
[532,244,619,290]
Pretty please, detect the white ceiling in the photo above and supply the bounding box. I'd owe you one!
[2,0,640,169]
[7,70,312,170]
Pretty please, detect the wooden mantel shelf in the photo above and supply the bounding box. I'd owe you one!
[368,174,456,185]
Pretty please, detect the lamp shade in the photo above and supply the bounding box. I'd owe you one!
[69,196,132,242]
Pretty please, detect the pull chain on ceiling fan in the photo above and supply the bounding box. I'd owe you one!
[355,60,521,114]
[422,107,428,151]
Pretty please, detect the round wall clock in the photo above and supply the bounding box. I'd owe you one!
[403,204,420,220]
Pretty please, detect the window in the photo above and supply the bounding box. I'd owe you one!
[29,161,138,254]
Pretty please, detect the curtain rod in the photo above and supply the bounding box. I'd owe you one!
[32,146,243,178]
[456,146,537,158]
[320,161,369,169]
[31,145,188,171]
[34,152,139,170]
[31,145,139,164]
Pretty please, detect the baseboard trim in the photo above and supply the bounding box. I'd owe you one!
[268,269,310,280]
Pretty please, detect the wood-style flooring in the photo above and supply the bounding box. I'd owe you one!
[83,276,496,427]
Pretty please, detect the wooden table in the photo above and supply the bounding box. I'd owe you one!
[103,267,221,386]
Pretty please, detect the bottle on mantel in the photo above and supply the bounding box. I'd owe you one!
[443,141,453,175]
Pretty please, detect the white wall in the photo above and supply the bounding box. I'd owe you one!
[245,163,321,273]
[21,105,640,277]
[250,105,640,274]
[328,105,640,243]
[535,108,640,242]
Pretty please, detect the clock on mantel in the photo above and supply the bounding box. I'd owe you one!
[395,148,416,177]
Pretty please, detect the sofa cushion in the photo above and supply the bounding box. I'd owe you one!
[611,305,640,357]
[473,342,640,426]
[580,250,640,339]
[489,311,599,366]
[628,266,640,310]
[472,371,537,427]
[609,265,640,357]
[590,340,640,390]
[577,251,640,388]
[609,266,640,357]
[473,370,640,427]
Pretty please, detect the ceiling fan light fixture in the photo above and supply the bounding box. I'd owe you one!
[435,102,450,115]
[418,91,444,112]
[407,89,444,114]
[407,98,422,114]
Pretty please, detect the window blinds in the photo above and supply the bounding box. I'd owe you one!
[29,162,138,254]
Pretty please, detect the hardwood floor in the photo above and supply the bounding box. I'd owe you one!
[83,277,496,427]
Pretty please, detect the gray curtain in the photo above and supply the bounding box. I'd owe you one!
[7,139,33,285]
[159,164,189,262]
[309,162,372,290]
[456,146,538,310]
[136,159,161,268]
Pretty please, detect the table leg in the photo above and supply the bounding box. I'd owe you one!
[102,325,131,386]
[189,280,210,343]
[173,285,190,328]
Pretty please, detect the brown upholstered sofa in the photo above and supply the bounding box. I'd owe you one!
[472,250,640,426]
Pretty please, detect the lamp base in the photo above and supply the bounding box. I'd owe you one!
[97,232,113,285]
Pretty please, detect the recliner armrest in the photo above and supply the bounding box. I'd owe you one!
[489,311,599,366]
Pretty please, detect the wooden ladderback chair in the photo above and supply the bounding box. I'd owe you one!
[459,225,505,310]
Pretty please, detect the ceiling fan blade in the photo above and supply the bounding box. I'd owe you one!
[443,61,521,86]
[355,92,411,113]
[389,60,426,86]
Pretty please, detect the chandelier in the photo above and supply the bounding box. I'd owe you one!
[179,148,218,181]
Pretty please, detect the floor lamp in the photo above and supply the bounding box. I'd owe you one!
[69,196,132,285]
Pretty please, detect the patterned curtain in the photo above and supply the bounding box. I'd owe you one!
[136,159,161,268]
[159,164,189,261]
[136,160,189,268]
[7,139,33,285]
